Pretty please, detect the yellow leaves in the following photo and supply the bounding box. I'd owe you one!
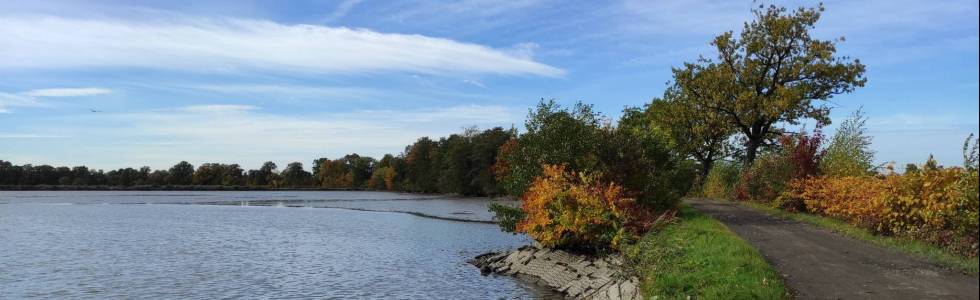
[516,164,657,250]
[784,165,978,255]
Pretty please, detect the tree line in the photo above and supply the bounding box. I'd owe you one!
[0,127,514,195]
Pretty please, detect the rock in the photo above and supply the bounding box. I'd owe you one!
[472,245,642,299]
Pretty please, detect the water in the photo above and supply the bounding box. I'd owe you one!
[0,191,555,299]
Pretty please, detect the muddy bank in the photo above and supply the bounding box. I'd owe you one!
[471,244,641,300]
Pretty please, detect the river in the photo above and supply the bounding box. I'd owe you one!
[0,191,557,299]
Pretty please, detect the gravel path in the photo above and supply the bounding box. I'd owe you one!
[686,198,979,300]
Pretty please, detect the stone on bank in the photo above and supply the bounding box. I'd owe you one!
[470,244,641,300]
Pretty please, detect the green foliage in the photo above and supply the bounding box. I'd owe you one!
[487,202,525,233]
[167,161,195,185]
[247,161,279,187]
[494,99,692,210]
[192,163,244,186]
[435,127,513,195]
[702,161,740,199]
[600,118,695,210]
[646,86,734,180]
[674,4,866,163]
[822,109,876,177]
[495,99,604,196]
[280,162,312,187]
[625,206,786,299]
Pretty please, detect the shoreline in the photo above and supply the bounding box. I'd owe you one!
[471,244,641,300]
[198,200,501,224]
[0,185,361,191]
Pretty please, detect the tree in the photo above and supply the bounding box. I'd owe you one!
[167,161,194,185]
[405,137,441,193]
[280,162,312,187]
[674,4,866,163]
[821,109,875,177]
[644,86,735,180]
[247,161,279,186]
[495,99,604,196]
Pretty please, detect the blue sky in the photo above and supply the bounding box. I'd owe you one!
[1,0,977,171]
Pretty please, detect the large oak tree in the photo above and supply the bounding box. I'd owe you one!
[675,4,866,163]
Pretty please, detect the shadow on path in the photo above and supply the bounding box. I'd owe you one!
[686,198,979,300]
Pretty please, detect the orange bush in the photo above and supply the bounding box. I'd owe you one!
[779,176,889,232]
[780,162,979,256]
[516,164,661,251]
[881,163,977,254]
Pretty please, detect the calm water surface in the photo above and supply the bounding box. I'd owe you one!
[0,191,555,299]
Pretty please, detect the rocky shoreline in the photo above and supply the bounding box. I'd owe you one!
[471,244,641,300]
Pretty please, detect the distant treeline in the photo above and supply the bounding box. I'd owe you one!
[0,127,513,196]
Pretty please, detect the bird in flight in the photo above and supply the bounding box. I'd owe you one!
[89,108,103,113]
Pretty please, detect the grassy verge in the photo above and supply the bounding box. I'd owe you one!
[736,200,979,275]
[625,206,788,299]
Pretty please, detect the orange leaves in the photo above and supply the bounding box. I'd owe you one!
[780,176,889,231]
[781,166,979,256]
[515,164,659,251]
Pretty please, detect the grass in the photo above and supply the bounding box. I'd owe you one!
[735,200,980,275]
[625,206,789,300]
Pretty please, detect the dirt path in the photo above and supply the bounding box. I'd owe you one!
[686,198,979,300]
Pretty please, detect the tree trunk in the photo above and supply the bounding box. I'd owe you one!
[699,159,714,181]
[745,137,761,164]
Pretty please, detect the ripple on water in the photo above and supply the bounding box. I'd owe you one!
[0,191,561,299]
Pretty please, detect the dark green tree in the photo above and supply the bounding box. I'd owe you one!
[167,161,194,185]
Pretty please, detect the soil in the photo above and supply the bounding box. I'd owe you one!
[686,198,979,300]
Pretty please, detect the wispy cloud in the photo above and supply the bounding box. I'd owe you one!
[323,0,363,22]
[188,84,380,100]
[0,133,68,139]
[179,104,259,113]
[32,104,523,168]
[23,87,112,97]
[0,16,564,77]
[0,92,44,112]
[461,79,487,88]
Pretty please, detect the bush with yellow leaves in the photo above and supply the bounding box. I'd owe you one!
[516,164,665,251]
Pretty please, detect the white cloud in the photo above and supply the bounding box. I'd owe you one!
[0,16,564,77]
[188,84,380,100]
[23,87,112,97]
[0,92,43,112]
[179,104,259,113]
[462,79,487,88]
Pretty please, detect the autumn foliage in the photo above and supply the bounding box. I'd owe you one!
[515,164,664,251]
[779,159,979,256]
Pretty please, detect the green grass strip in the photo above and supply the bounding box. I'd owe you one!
[736,200,979,275]
[626,206,788,299]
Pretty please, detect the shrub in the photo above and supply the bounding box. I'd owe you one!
[494,100,604,196]
[702,161,740,199]
[881,158,977,255]
[735,152,794,202]
[821,109,876,177]
[516,164,661,251]
[488,202,526,233]
[495,100,693,210]
[736,128,824,203]
[596,123,694,210]
[780,176,889,228]
[780,153,979,256]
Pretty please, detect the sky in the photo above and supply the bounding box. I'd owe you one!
[1,0,977,171]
